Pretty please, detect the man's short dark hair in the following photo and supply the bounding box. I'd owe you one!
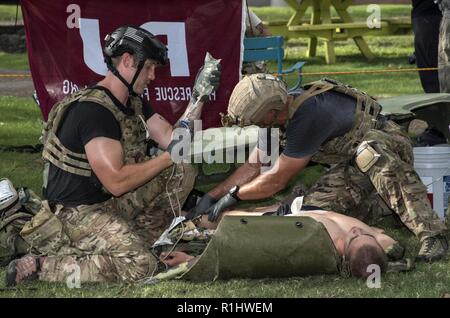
[348,243,388,278]
[111,54,139,68]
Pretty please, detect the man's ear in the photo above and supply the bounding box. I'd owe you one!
[121,53,134,68]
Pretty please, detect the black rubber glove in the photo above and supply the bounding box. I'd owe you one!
[185,193,218,220]
[206,193,238,222]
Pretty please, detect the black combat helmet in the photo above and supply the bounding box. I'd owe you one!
[103,25,168,95]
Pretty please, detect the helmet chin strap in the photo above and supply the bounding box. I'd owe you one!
[106,58,145,97]
[128,60,145,96]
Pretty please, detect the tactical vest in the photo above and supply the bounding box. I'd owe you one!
[287,78,383,165]
[42,88,149,186]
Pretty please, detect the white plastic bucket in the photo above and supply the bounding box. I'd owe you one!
[413,145,450,219]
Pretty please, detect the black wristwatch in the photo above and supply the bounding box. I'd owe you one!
[229,185,241,201]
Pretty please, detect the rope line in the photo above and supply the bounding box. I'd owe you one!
[0,67,439,78]
[297,67,438,77]
[272,67,439,77]
[0,74,32,77]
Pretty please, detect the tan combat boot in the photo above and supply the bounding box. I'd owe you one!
[416,234,449,262]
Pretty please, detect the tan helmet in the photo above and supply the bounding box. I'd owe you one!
[221,73,288,127]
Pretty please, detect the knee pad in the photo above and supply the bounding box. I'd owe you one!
[355,141,381,173]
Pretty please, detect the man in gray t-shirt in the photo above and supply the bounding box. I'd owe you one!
[257,89,356,158]
[189,74,448,263]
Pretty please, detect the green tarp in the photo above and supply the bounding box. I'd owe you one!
[181,215,340,281]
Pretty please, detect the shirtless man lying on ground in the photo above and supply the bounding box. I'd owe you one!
[160,204,403,278]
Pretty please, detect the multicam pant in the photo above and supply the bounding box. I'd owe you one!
[21,163,196,283]
[439,11,450,93]
[113,162,196,247]
[303,121,447,241]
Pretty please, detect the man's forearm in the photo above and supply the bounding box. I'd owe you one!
[238,172,286,201]
[208,161,261,199]
[109,152,173,196]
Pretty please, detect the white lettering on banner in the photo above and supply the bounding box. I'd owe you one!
[153,87,216,102]
[62,79,80,94]
[143,88,150,101]
[66,4,81,29]
[60,80,153,101]
[79,19,189,77]
[154,86,191,101]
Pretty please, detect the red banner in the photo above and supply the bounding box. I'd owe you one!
[21,0,244,128]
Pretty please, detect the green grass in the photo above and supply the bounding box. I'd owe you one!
[0,52,29,70]
[0,96,41,145]
[0,4,28,70]
[252,4,412,23]
[0,222,449,297]
[281,35,421,97]
[0,4,21,22]
[1,4,449,298]
[251,4,419,97]
[0,96,42,194]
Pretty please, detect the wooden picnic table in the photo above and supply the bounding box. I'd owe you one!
[267,0,411,64]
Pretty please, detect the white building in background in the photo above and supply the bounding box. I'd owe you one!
[247,0,287,6]
[269,0,287,6]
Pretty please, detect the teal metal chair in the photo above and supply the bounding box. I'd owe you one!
[243,36,305,91]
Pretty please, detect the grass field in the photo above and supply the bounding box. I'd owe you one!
[0,52,29,70]
[0,4,21,23]
[1,4,449,298]
[253,4,412,22]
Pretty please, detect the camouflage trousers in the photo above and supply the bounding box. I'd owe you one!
[303,121,447,241]
[112,162,196,247]
[21,163,196,283]
[438,12,450,93]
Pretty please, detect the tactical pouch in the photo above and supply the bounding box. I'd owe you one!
[355,141,380,173]
[20,201,68,255]
[0,179,41,265]
[0,178,19,214]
